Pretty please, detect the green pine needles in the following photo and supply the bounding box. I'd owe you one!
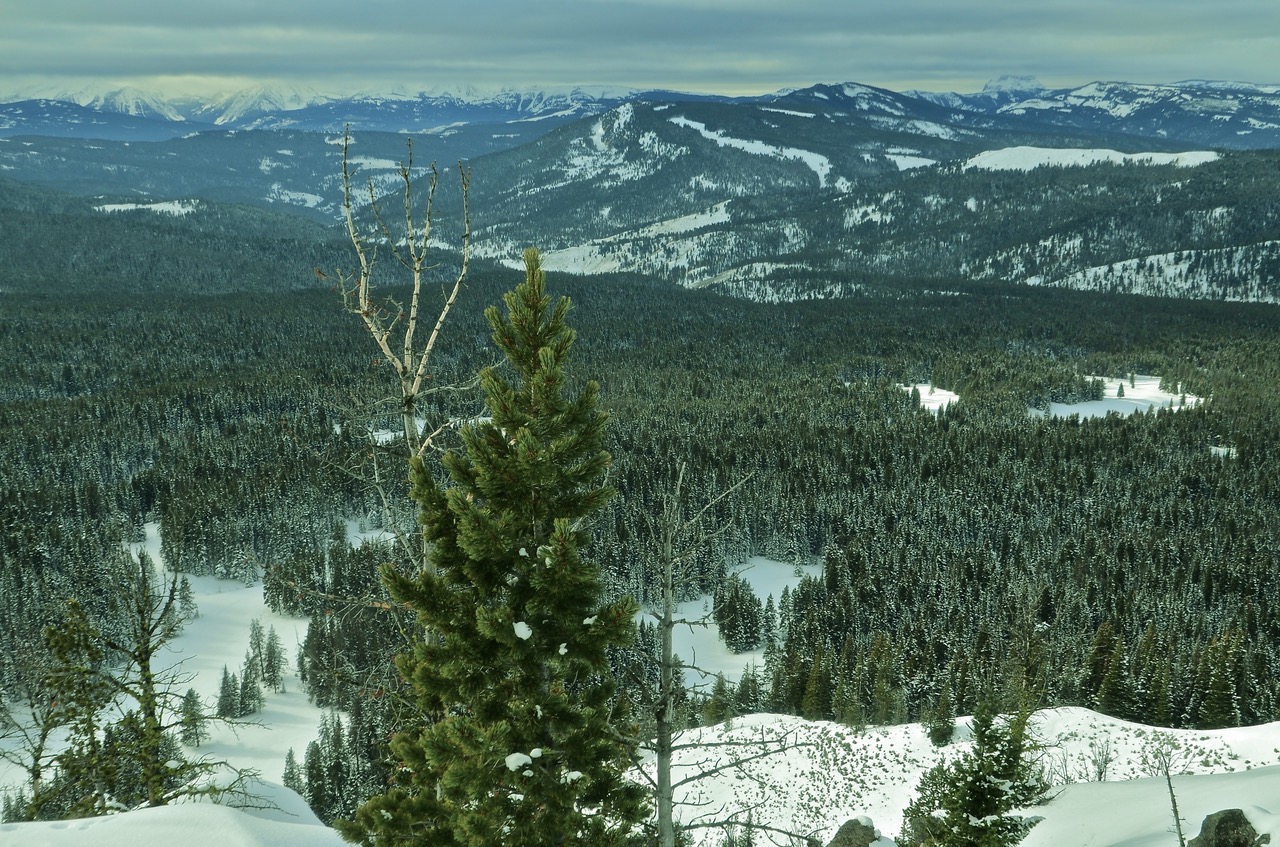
[340,249,648,846]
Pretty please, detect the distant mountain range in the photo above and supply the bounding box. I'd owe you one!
[2,77,1278,304]
[3,78,1280,148]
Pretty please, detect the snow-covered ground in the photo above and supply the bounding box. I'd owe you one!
[6,534,1279,847]
[900,375,1200,420]
[1030,374,1201,419]
[0,782,344,847]
[662,709,1280,847]
[639,556,822,687]
[93,199,201,216]
[962,146,1219,171]
[899,382,961,413]
[0,522,341,845]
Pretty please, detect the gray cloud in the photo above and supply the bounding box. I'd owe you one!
[2,0,1277,97]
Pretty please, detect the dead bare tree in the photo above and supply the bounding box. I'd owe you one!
[630,464,819,847]
[0,639,62,813]
[335,126,471,459]
[1143,733,1191,847]
[330,126,475,572]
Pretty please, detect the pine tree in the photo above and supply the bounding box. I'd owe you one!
[216,666,240,719]
[239,651,265,717]
[248,618,266,680]
[733,666,762,715]
[303,740,327,822]
[704,673,735,725]
[282,747,304,797]
[178,576,198,620]
[926,680,956,747]
[801,644,832,720]
[902,700,1048,847]
[339,249,648,847]
[179,688,206,747]
[263,625,286,693]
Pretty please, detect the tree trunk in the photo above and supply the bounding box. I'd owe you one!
[657,524,676,847]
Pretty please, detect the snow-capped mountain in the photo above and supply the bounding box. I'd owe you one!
[0,83,185,121]
[4,77,1280,148]
[0,83,661,136]
[909,74,1049,111]
[78,86,187,122]
[919,78,1280,149]
[186,84,330,125]
[3,75,1279,305]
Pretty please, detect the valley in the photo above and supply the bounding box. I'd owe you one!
[1,74,1280,846]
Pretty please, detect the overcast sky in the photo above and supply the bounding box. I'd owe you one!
[3,0,1278,99]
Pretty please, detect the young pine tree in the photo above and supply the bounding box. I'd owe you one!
[902,700,1048,847]
[340,249,648,847]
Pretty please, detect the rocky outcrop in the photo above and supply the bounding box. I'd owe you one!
[1188,809,1270,847]
[826,817,878,847]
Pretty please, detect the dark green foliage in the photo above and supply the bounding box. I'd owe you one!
[30,563,200,818]
[899,764,954,847]
[179,688,206,747]
[703,674,735,726]
[926,682,957,747]
[282,747,304,797]
[263,626,287,693]
[714,574,764,653]
[99,711,186,810]
[289,701,397,826]
[216,666,240,719]
[239,651,265,716]
[900,703,1048,846]
[339,250,648,846]
[287,534,412,712]
[39,600,114,819]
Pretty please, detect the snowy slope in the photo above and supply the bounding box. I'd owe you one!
[0,784,345,847]
[660,709,1280,846]
[5,532,1280,847]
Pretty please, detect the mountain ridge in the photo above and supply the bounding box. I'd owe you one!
[6,76,1280,146]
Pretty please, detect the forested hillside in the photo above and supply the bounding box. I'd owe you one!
[3,171,1279,723]
[5,87,1280,304]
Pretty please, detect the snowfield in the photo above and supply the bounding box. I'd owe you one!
[93,199,201,216]
[1029,374,1202,419]
[899,375,1201,420]
[668,115,837,188]
[962,146,1220,171]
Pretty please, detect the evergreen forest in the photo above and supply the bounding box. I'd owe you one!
[1,177,1279,827]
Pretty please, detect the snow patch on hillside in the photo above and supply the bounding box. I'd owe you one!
[266,184,325,208]
[668,116,837,188]
[899,383,960,412]
[759,107,816,118]
[542,105,685,188]
[94,200,200,216]
[886,154,936,170]
[1030,374,1202,419]
[511,202,733,276]
[963,146,1219,171]
[638,556,819,687]
[896,376,1200,420]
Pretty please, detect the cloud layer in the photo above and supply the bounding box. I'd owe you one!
[3,0,1277,97]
